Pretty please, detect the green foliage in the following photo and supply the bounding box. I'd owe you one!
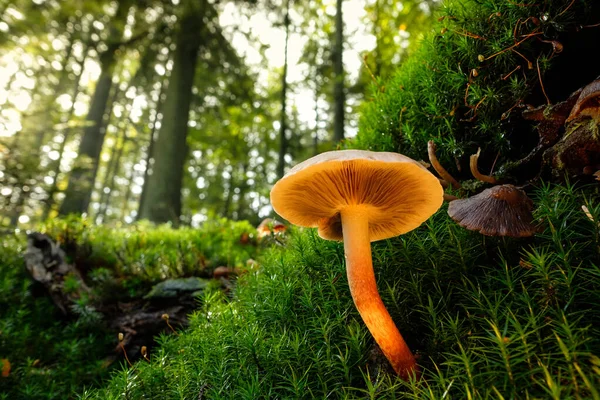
[40,216,258,289]
[0,216,261,399]
[79,184,600,398]
[0,234,113,400]
[356,0,599,178]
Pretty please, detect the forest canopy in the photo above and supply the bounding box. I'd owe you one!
[0,0,437,227]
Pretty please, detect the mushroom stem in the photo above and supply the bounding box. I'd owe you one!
[427,141,461,189]
[470,148,498,184]
[341,206,418,380]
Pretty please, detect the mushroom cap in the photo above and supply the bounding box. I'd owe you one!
[447,184,536,237]
[270,150,444,242]
[256,218,286,238]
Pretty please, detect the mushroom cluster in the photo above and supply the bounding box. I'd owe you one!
[256,218,287,239]
[270,150,443,379]
[428,141,537,237]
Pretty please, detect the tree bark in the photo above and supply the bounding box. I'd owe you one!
[59,0,132,216]
[138,0,203,225]
[96,122,129,223]
[43,46,89,219]
[120,158,135,220]
[276,0,291,179]
[333,0,345,142]
[136,78,167,220]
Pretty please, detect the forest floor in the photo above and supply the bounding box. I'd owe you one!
[1,183,599,399]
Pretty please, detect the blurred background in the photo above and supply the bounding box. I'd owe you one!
[0,0,439,228]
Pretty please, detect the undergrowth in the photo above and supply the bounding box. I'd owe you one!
[40,217,258,298]
[0,218,259,400]
[356,0,600,178]
[79,183,600,399]
[0,234,113,400]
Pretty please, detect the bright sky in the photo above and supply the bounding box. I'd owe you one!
[219,0,376,138]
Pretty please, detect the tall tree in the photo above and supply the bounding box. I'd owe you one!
[333,0,345,142]
[138,0,204,224]
[59,0,132,215]
[276,0,291,178]
[43,42,90,219]
[136,78,166,220]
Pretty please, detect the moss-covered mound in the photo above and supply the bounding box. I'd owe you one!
[40,217,257,285]
[356,0,600,179]
[78,184,600,399]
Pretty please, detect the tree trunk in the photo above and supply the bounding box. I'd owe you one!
[96,122,129,223]
[276,0,291,179]
[136,78,167,220]
[43,46,89,219]
[59,0,131,216]
[120,160,135,221]
[138,0,203,225]
[333,0,345,142]
[235,162,249,220]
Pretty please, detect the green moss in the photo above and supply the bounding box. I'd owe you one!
[355,0,599,179]
[0,234,113,400]
[80,183,600,399]
[40,216,258,288]
[0,217,262,400]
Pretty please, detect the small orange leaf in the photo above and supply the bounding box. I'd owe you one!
[1,358,10,377]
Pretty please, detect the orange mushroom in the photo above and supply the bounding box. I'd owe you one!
[270,150,443,379]
[256,218,287,238]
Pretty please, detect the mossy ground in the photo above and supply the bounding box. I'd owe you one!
[0,218,259,400]
[3,0,600,398]
[356,0,600,179]
[76,183,600,399]
[0,234,114,400]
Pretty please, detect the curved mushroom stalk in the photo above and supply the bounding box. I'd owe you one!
[341,206,419,380]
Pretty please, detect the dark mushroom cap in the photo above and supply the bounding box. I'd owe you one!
[270,150,443,242]
[447,184,536,237]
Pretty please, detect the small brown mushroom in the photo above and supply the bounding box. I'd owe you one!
[427,141,461,189]
[256,218,287,238]
[447,184,536,237]
[213,266,236,279]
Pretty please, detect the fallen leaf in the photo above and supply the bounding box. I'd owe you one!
[1,359,10,377]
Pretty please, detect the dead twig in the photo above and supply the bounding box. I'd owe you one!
[536,57,551,105]
[444,193,459,202]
